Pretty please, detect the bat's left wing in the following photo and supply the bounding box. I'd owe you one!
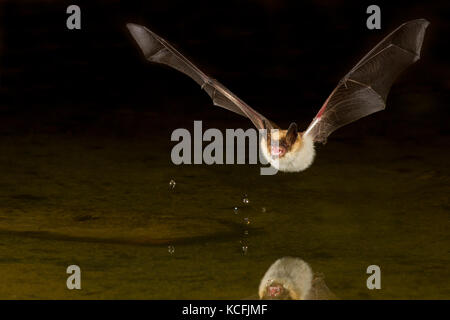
[127,23,276,130]
[305,273,338,300]
[304,19,429,143]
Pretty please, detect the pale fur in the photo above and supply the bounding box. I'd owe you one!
[260,133,315,172]
[259,257,313,300]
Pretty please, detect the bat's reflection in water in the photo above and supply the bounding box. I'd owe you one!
[258,257,337,300]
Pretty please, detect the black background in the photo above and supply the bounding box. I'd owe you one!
[1,300,448,318]
[0,0,448,138]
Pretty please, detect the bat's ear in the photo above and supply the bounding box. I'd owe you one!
[286,122,298,146]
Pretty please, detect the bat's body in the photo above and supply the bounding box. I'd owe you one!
[127,20,429,172]
[260,129,316,172]
[259,257,336,300]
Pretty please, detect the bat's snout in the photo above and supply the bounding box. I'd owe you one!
[271,145,286,157]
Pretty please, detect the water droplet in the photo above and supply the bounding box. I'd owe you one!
[233,207,239,214]
[169,179,176,189]
[242,195,249,204]
[261,207,266,213]
[244,217,250,225]
[168,245,175,254]
[242,245,248,255]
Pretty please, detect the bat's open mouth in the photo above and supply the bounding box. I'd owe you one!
[271,145,286,157]
[268,285,282,297]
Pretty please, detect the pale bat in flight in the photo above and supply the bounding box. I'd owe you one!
[127,19,429,172]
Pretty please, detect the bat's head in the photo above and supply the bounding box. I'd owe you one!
[261,123,316,172]
[266,123,297,158]
[258,257,314,300]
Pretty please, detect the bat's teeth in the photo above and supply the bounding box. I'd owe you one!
[271,146,284,156]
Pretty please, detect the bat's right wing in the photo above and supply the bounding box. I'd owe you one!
[127,23,276,130]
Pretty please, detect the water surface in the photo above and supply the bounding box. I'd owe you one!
[0,132,448,299]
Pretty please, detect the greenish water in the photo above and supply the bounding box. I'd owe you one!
[0,133,448,299]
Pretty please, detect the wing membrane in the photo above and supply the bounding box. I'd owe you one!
[127,23,276,129]
[305,19,429,143]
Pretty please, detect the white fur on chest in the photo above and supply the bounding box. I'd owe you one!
[260,134,316,172]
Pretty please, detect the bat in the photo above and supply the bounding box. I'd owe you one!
[127,19,429,172]
[258,257,337,300]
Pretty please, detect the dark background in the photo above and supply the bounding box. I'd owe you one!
[0,0,448,139]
